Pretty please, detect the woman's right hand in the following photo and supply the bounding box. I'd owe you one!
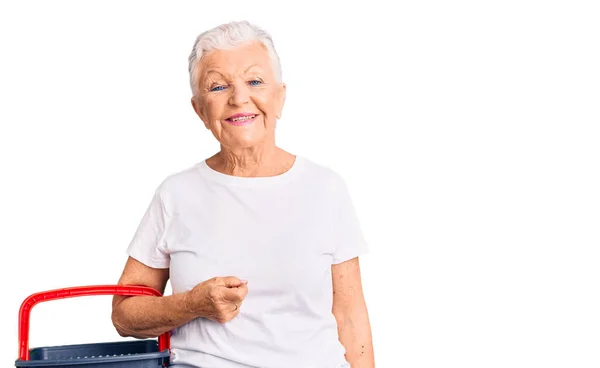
[184,276,249,323]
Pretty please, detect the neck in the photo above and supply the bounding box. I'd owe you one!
[210,144,294,177]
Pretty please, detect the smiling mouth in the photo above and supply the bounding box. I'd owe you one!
[226,114,258,122]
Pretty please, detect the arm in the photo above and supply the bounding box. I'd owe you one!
[112,256,248,338]
[332,257,375,368]
[111,257,197,338]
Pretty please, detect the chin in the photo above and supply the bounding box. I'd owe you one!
[226,136,265,150]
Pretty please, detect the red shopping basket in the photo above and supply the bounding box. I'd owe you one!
[14,285,171,368]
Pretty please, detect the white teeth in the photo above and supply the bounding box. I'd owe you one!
[231,115,255,122]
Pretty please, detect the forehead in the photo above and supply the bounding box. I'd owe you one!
[199,41,273,79]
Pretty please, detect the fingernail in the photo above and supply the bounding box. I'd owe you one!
[240,279,248,283]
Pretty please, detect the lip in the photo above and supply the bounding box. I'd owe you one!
[225,113,258,126]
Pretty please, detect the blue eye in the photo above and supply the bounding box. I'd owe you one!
[210,85,226,92]
[249,80,262,86]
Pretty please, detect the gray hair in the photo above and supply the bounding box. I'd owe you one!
[188,20,283,96]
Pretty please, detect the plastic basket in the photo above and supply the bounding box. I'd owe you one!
[14,285,171,368]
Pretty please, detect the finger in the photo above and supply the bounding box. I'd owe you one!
[222,286,248,302]
[237,284,249,299]
[215,276,248,288]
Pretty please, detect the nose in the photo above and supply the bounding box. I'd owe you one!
[228,82,250,106]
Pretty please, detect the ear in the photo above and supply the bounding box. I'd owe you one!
[276,83,286,119]
[191,97,210,129]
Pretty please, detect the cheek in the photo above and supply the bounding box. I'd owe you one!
[205,100,224,120]
[253,92,278,115]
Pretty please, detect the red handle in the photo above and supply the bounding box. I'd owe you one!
[18,285,170,361]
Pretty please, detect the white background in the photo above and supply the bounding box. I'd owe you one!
[1,1,598,367]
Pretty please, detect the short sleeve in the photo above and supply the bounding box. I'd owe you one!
[331,176,370,264]
[126,187,170,269]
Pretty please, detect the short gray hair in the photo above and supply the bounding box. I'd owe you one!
[188,20,283,96]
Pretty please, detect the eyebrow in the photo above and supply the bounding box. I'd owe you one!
[204,69,224,78]
[244,64,262,73]
[204,64,262,77]
[201,64,264,90]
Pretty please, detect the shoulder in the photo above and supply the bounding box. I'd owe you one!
[298,156,348,192]
[152,161,205,198]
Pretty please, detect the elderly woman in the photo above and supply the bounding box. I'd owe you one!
[111,21,374,368]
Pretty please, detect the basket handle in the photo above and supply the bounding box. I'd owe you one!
[18,285,171,361]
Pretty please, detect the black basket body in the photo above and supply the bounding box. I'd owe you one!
[15,340,169,368]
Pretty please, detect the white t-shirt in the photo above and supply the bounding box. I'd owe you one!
[126,155,369,368]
